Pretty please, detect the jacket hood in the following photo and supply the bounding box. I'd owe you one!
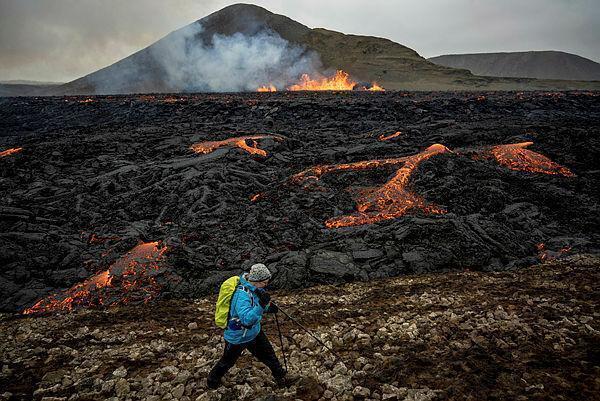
[239,274,257,291]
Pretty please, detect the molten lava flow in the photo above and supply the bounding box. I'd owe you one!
[291,156,411,184]
[250,193,264,202]
[326,144,449,228]
[379,131,402,141]
[0,147,23,158]
[292,144,449,228]
[536,243,547,262]
[190,135,283,157]
[23,242,167,314]
[537,243,573,262]
[368,83,385,92]
[257,85,277,92]
[487,142,575,177]
[79,98,94,103]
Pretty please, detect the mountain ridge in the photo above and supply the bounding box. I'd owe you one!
[8,4,600,95]
[429,50,600,81]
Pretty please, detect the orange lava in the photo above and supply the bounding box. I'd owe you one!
[536,243,547,262]
[78,98,95,103]
[291,156,411,184]
[368,83,385,92]
[379,131,402,141]
[258,85,277,92]
[488,142,575,177]
[257,70,384,92]
[23,242,167,314]
[326,144,449,228]
[537,242,573,262]
[0,147,23,158]
[190,135,283,157]
[292,139,575,228]
[250,193,264,202]
[292,144,449,228]
[288,70,355,91]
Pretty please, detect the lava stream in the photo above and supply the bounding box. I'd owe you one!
[379,131,402,141]
[23,242,167,314]
[291,156,412,184]
[190,135,283,157]
[486,142,575,177]
[326,144,449,228]
[0,147,23,158]
[292,144,449,228]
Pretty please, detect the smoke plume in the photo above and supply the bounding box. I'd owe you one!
[88,23,321,93]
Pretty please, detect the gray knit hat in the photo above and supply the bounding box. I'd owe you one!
[247,263,272,282]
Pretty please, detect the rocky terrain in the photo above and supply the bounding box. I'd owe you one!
[0,254,598,401]
[1,91,599,313]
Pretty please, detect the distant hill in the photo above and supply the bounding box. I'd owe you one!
[429,51,600,81]
[0,81,63,97]
[6,4,600,95]
[0,80,63,85]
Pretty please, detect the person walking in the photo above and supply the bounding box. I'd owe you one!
[207,263,294,389]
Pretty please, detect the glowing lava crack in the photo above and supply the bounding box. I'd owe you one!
[293,144,450,228]
[23,242,168,314]
[190,135,284,157]
[0,147,23,158]
[484,142,575,177]
[291,141,575,228]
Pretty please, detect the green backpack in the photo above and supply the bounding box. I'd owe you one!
[214,276,240,328]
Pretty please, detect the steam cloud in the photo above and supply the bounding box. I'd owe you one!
[88,23,321,93]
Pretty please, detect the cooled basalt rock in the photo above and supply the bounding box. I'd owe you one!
[0,91,598,312]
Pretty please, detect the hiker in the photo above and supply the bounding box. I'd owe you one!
[207,263,293,389]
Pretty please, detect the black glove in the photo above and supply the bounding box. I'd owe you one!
[256,289,271,308]
[266,302,279,314]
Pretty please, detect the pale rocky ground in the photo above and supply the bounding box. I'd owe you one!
[1,255,599,401]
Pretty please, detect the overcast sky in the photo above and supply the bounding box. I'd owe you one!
[1,0,598,82]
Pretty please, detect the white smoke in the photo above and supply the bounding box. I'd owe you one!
[147,23,320,92]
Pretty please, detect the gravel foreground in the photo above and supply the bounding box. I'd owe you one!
[1,255,599,401]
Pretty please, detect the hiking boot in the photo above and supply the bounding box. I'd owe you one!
[206,377,221,390]
[274,372,301,388]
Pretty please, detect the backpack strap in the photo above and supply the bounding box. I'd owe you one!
[237,284,255,307]
[228,284,256,329]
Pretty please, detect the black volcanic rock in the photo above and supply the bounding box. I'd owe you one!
[429,51,600,81]
[1,91,599,313]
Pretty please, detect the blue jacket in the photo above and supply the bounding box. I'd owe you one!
[224,275,266,344]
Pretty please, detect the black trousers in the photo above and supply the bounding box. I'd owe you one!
[207,330,285,384]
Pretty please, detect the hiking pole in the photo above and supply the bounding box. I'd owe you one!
[274,312,288,374]
[271,302,342,362]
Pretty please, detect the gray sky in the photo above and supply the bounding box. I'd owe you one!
[1,0,598,82]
